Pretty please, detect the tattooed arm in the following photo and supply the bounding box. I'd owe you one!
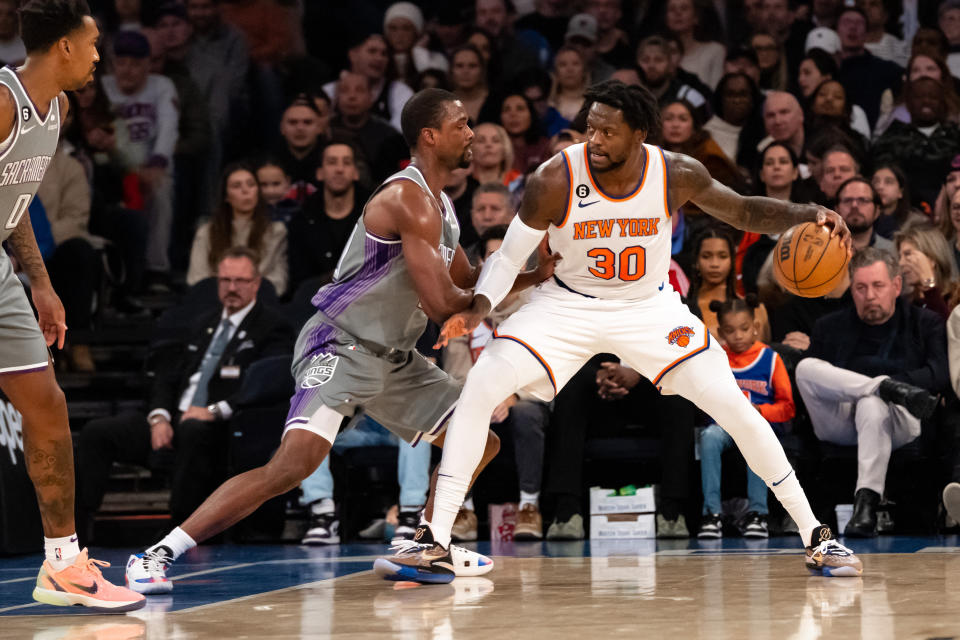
[666,151,852,248]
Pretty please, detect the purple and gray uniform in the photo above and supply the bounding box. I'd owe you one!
[0,68,60,374]
[285,165,462,445]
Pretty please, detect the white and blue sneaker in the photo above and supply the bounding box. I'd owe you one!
[450,543,494,577]
[125,549,173,594]
[804,525,863,577]
[374,526,456,584]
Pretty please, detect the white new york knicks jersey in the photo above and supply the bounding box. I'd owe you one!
[547,142,671,301]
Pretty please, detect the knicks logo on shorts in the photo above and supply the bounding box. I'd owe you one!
[666,326,695,348]
[301,354,339,388]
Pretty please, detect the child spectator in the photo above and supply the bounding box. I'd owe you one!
[698,295,795,539]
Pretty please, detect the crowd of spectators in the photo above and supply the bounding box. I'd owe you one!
[20,0,960,542]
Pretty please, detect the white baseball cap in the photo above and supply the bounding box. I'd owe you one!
[805,27,841,55]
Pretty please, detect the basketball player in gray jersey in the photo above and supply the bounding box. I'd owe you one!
[127,88,559,591]
[0,0,145,611]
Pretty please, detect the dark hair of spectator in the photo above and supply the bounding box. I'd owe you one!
[400,88,459,149]
[465,27,502,82]
[911,27,949,60]
[803,48,839,79]
[580,80,661,134]
[19,0,91,54]
[661,98,705,151]
[872,163,914,228]
[209,163,272,274]
[479,223,509,249]
[686,226,738,311]
[708,293,760,323]
[256,155,290,177]
[285,92,324,117]
[836,175,880,207]
[414,69,450,92]
[849,245,900,279]
[219,246,261,276]
[809,79,852,121]
[712,72,762,121]
[754,141,805,199]
[495,92,545,144]
[450,44,488,90]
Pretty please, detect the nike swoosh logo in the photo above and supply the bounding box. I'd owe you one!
[658,282,664,291]
[433,561,456,571]
[20,125,35,134]
[577,200,599,208]
[772,470,794,486]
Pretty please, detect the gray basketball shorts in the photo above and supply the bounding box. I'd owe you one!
[284,319,461,446]
[0,255,50,375]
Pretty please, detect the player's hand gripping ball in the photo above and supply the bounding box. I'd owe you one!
[773,222,849,297]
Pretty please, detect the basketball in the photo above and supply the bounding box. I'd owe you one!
[772,222,849,297]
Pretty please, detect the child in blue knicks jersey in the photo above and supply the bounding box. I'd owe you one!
[698,295,795,539]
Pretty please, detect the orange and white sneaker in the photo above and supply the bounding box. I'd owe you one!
[33,549,146,612]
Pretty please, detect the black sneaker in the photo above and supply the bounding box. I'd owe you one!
[741,512,769,538]
[698,513,722,539]
[373,525,455,584]
[302,512,340,545]
[392,510,421,543]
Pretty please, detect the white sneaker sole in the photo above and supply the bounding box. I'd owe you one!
[33,586,145,611]
[125,576,174,595]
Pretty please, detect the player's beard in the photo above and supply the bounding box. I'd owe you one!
[457,147,472,169]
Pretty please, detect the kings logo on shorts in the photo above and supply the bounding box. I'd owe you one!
[301,354,339,388]
[666,326,695,348]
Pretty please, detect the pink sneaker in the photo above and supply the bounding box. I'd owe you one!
[33,549,146,612]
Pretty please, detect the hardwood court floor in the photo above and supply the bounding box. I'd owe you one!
[3,538,959,639]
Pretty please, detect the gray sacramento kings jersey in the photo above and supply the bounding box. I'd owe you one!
[310,165,460,351]
[0,67,59,244]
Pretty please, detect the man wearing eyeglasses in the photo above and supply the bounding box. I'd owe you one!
[76,247,294,533]
[834,176,895,255]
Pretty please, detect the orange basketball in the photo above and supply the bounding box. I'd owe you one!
[772,223,849,297]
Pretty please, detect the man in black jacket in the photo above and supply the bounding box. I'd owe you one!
[795,247,947,537]
[78,248,294,527]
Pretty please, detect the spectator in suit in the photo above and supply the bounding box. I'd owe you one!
[77,248,295,529]
[795,248,947,537]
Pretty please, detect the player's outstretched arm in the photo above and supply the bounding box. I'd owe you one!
[367,181,474,324]
[435,154,567,346]
[667,152,852,250]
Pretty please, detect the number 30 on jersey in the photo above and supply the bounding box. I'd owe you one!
[587,245,646,281]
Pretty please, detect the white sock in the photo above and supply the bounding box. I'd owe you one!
[432,351,520,548]
[520,491,539,509]
[45,534,80,571]
[462,496,475,511]
[767,469,820,546]
[146,526,197,561]
[311,498,335,515]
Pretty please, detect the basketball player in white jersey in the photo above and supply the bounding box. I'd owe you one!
[0,0,143,610]
[376,80,863,581]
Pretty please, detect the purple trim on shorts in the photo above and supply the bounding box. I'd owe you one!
[285,416,310,427]
[311,235,402,319]
[411,403,457,447]
[286,387,319,425]
[0,363,49,375]
[303,322,337,360]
